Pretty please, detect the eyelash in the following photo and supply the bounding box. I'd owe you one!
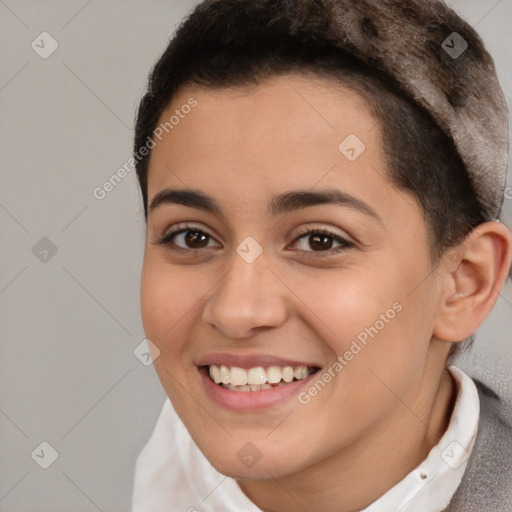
[155,223,354,258]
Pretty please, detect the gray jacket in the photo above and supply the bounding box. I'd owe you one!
[445,379,512,511]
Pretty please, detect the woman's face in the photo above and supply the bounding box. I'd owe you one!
[140,74,445,479]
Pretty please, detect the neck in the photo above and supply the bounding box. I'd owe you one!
[237,347,456,512]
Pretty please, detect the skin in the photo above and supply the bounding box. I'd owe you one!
[139,73,512,512]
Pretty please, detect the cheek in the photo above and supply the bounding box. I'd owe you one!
[297,264,436,394]
[291,266,406,347]
[139,257,203,408]
[140,256,202,356]
[285,273,434,456]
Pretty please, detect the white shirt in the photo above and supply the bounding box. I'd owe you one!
[131,365,479,512]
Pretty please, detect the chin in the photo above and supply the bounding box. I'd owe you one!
[199,442,306,480]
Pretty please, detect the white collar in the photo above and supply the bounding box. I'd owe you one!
[362,365,479,511]
[132,365,479,512]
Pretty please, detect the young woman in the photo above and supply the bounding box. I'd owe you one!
[131,1,512,510]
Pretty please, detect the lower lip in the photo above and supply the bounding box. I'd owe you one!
[198,367,318,412]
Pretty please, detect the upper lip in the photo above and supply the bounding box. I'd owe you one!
[196,353,321,369]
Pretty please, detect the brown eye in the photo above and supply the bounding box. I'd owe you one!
[309,233,335,251]
[292,228,353,255]
[183,229,209,249]
[157,224,220,252]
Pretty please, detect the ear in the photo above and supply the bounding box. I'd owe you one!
[433,221,512,342]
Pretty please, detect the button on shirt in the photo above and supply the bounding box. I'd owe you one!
[131,365,480,512]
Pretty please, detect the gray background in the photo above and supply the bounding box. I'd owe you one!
[0,1,511,511]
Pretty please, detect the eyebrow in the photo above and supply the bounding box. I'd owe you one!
[148,187,381,221]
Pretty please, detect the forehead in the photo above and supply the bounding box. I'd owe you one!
[147,74,383,197]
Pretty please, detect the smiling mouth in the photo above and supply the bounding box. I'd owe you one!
[205,364,320,391]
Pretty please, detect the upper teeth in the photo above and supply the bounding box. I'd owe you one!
[208,365,309,386]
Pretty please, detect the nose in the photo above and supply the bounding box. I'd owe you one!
[201,249,288,339]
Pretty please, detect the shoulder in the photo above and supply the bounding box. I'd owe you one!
[445,379,512,512]
[131,398,256,511]
[131,399,199,511]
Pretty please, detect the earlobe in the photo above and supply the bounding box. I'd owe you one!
[433,221,512,342]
